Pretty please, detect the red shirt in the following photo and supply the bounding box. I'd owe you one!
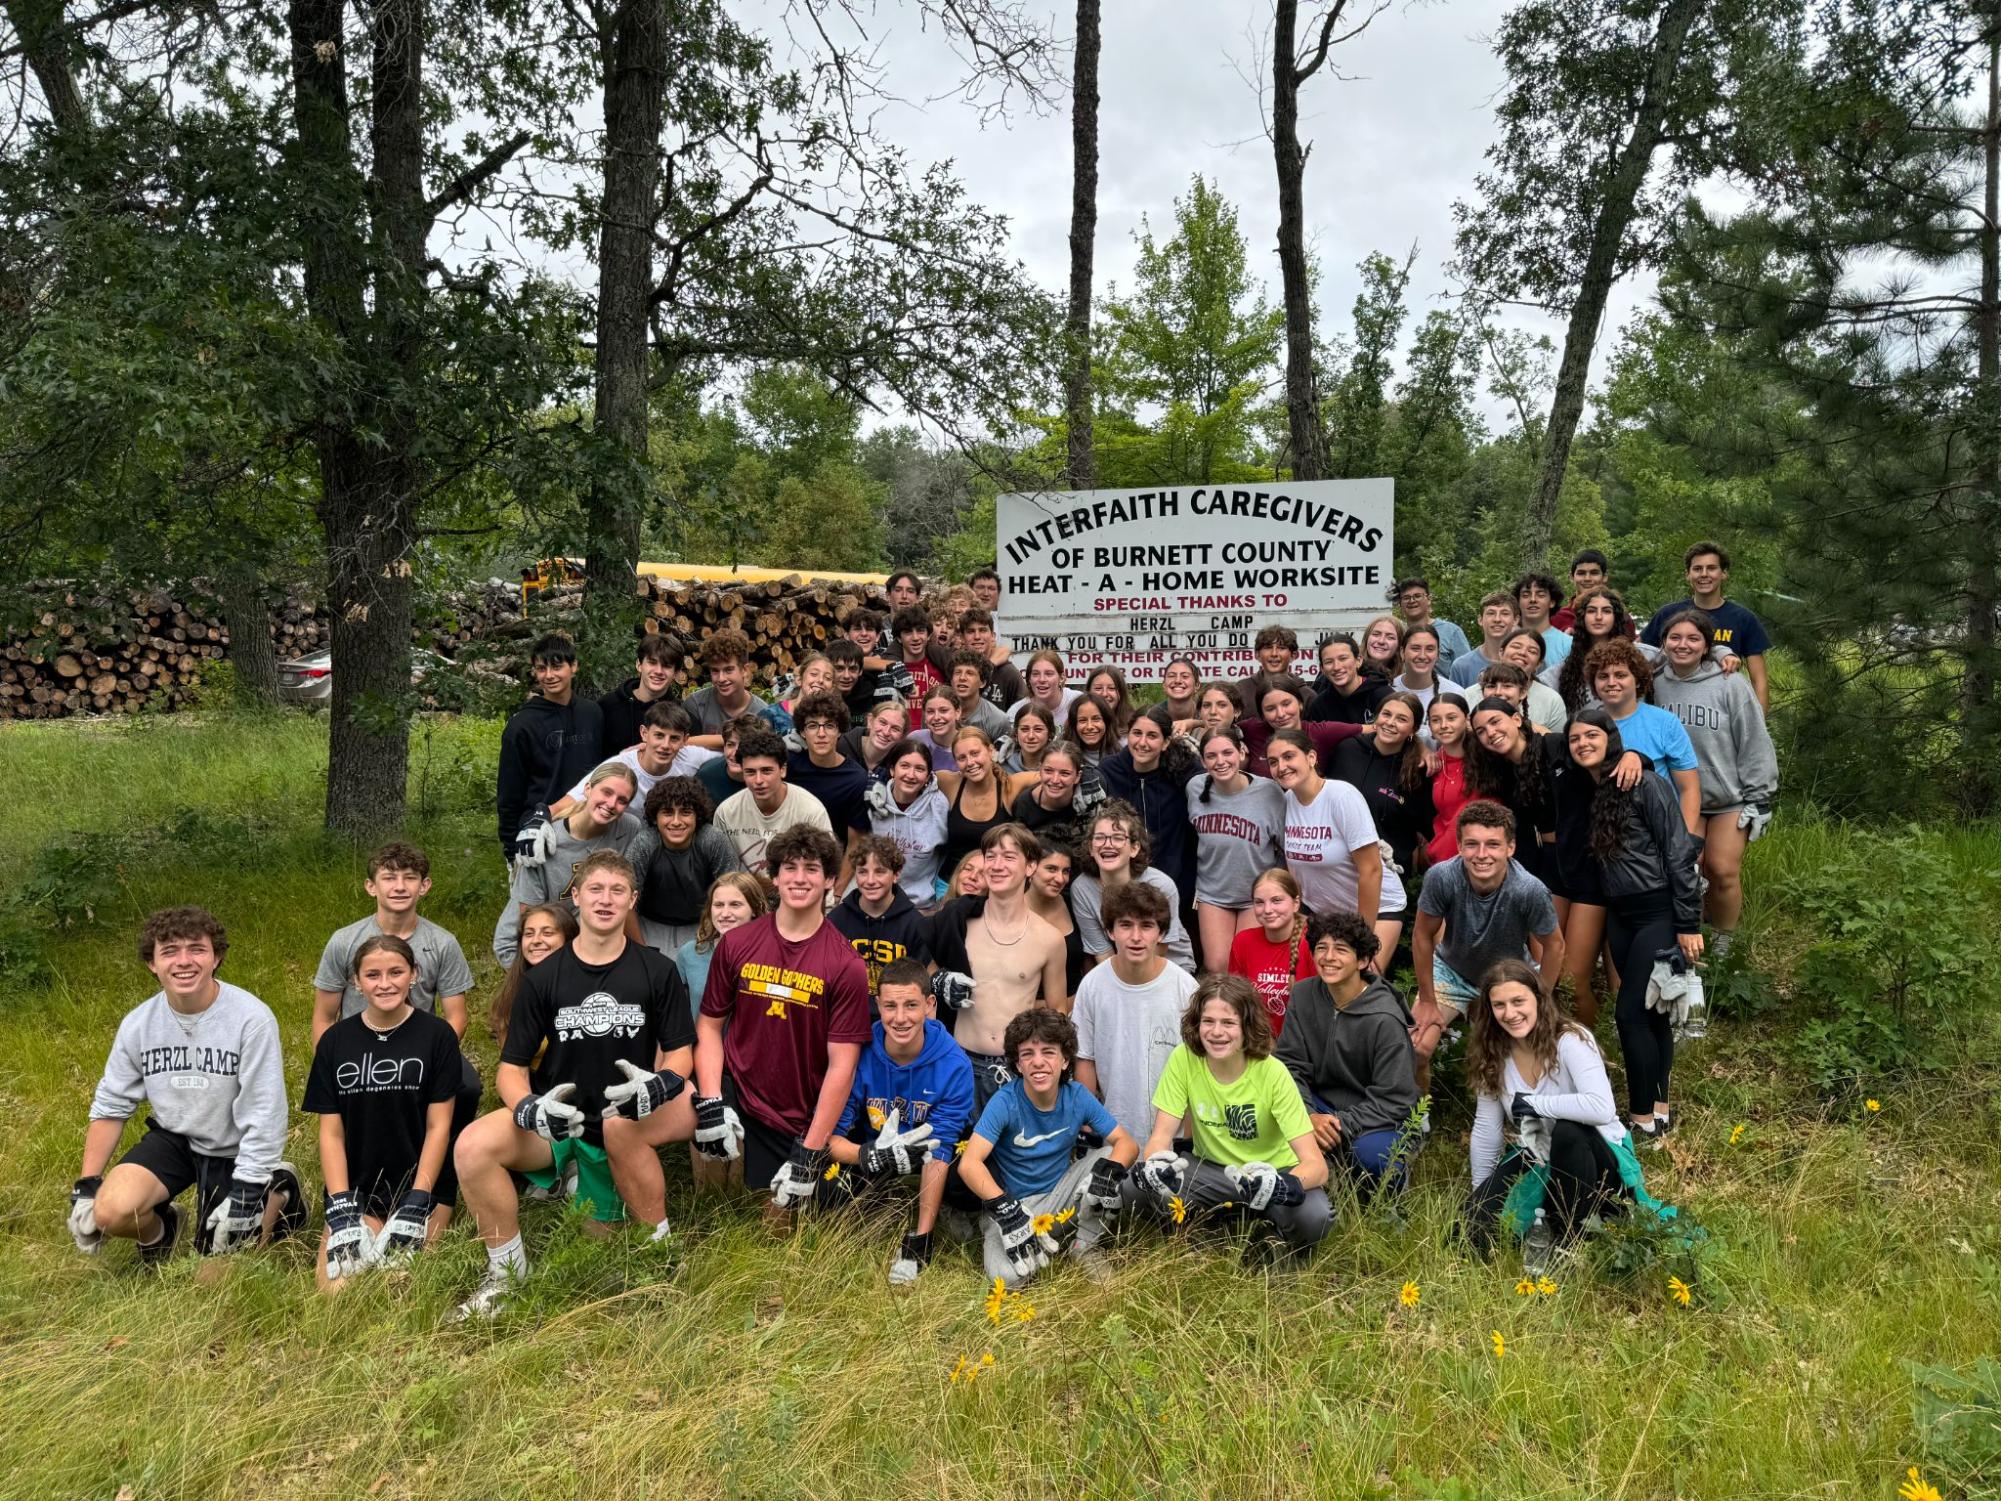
[702,914,872,1136]
[1228,926,1314,1033]
[1426,754,1470,866]
[904,655,943,729]
[1241,717,1361,778]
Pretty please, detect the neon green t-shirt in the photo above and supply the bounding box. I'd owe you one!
[1150,1048,1311,1171]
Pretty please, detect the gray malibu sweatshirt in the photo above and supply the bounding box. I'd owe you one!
[1650,657,1779,815]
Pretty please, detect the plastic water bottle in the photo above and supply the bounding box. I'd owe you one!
[1523,1206,1555,1276]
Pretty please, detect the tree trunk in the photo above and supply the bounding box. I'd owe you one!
[4,0,89,135]
[1272,0,1327,482]
[1964,35,2000,809]
[1523,0,1705,570]
[218,565,280,708]
[1062,0,1100,491]
[581,0,669,692]
[290,0,421,839]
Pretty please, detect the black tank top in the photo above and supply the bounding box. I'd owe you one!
[942,776,1012,881]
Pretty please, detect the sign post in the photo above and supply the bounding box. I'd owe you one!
[994,479,1394,682]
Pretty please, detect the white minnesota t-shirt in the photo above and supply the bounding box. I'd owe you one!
[1282,779,1407,917]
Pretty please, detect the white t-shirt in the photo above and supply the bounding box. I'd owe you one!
[714,785,833,873]
[1282,778,1407,917]
[1072,961,1198,1140]
[1070,867,1197,972]
[563,743,718,814]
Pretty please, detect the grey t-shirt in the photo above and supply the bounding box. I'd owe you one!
[1417,857,1558,984]
[681,685,773,736]
[492,812,643,965]
[1071,867,1197,973]
[1184,774,1285,906]
[1072,961,1198,1139]
[315,915,476,1022]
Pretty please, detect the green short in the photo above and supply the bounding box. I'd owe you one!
[522,1138,627,1223]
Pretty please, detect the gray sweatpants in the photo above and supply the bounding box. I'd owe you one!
[1121,1157,1333,1252]
[982,1146,1113,1288]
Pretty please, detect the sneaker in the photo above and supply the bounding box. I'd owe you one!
[1069,1243,1113,1285]
[266,1163,308,1244]
[138,1201,181,1269]
[1656,1109,1676,1137]
[1630,1119,1665,1150]
[455,1263,523,1321]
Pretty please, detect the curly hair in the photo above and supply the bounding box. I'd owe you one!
[1003,1005,1078,1070]
[1465,956,1592,1098]
[1582,635,1654,704]
[642,775,715,830]
[138,906,228,967]
[1086,798,1151,876]
[1179,973,1276,1061]
[1557,586,1637,710]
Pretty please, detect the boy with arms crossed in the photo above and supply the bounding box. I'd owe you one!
[454,853,697,1318]
[71,907,301,1264]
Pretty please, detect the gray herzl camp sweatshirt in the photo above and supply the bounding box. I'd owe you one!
[1650,657,1779,816]
[89,982,288,1184]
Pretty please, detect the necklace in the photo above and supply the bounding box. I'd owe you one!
[982,909,1029,947]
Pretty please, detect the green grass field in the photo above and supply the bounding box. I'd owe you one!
[0,713,1996,1500]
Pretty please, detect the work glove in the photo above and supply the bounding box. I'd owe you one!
[1737,803,1772,842]
[374,1188,434,1260]
[693,1095,745,1161]
[879,663,917,703]
[858,1109,935,1178]
[205,1177,270,1254]
[512,806,552,868]
[931,970,976,1012]
[987,1194,1058,1280]
[513,1082,586,1142]
[323,1190,376,1280]
[888,1230,933,1287]
[769,1139,829,1210]
[68,1176,102,1255]
[1083,1155,1128,1214]
[1509,1092,1541,1125]
[1134,1150,1187,1204]
[783,729,807,754]
[1223,1161,1305,1211]
[864,777,898,821]
[1073,763,1108,817]
[601,1059,686,1121]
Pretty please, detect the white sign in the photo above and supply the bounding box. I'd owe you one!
[995,479,1395,684]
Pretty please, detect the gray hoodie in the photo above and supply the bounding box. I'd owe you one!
[1272,975,1419,1136]
[89,982,288,1183]
[1650,657,1778,815]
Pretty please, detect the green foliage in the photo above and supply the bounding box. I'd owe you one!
[1908,1358,2001,1495]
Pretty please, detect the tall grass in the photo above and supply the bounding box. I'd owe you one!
[0,711,1994,1500]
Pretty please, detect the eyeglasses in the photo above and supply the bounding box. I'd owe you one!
[1091,833,1129,846]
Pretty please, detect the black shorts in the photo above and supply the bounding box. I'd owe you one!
[721,1074,801,1192]
[1544,857,1604,907]
[119,1119,235,1241]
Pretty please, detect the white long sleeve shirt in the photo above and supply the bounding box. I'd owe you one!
[1469,1028,1622,1183]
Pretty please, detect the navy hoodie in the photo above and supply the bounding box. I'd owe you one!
[496,694,604,855]
[1099,748,1198,901]
[828,887,934,994]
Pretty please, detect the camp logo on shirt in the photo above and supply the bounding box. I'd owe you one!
[1194,1099,1261,1140]
[741,962,825,1018]
[554,990,646,1041]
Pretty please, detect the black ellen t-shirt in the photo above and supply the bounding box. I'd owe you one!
[303,1008,461,1212]
[501,942,694,1143]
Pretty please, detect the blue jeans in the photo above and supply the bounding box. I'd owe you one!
[1343,1127,1410,1195]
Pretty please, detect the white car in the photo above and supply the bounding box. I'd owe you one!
[278,647,442,705]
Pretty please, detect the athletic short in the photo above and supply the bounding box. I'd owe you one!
[119,1119,235,1233]
[721,1074,801,1193]
[1543,859,1604,906]
[1430,956,1482,1017]
[964,1051,1017,1114]
[522,1139,626,1223]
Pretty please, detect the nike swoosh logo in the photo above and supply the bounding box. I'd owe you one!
[1013,1129,1067,1147]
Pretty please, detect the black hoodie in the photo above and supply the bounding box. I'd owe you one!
[828,886,934,994]
[496,694,604,855]
[598,676,679,754]
[1272,975,1419,1136]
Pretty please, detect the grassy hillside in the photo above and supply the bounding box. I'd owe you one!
[0,714,1995,1501]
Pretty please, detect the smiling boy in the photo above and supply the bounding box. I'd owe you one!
[1071,881,1196,1140]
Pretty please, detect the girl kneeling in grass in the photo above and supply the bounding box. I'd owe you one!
[305,935,463,1291]
[1125,974,1332,1260]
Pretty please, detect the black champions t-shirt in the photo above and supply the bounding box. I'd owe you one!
[303,1008,462,1214]
[501,942,694,1144]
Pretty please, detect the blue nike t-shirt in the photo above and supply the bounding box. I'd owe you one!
[973,1078,1118,1197]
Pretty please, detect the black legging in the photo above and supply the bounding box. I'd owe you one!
[1465,1120,1624,1251]
[1607,889,1676,1116]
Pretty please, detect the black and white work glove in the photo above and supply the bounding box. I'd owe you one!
[324,1190,375,1280]
[1073,763,1108,816]
[1737,803,1773,842]
[783,729,807,754]
[205,1177,270,1254]
[1224,1161,1305,1211]
[769,1139,829,1210]
[514,1082,586,1142]
[601,1059,687,1120]
[858,1109,935,1178]
[888,1230,933,1287]
[512,806,552,868]
[986,1194,1058,1280]
[931,970,975,1012]
[1509,1092,1541,1125]
[1083,1156,1128,1214]
[68,1175,102,1255]
[693,1095,744,1160]
[1134,1150,1187,1204]
[879,663,917,703]
[864,777,898,821]
[374,1188,433,1260]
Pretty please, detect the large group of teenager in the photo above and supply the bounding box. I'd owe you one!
[68,543,1776,1315]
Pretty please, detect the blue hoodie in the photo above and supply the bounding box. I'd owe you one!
[835,1017,977,1162]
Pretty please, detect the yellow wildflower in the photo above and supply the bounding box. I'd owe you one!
[1054,1206,1077,1224]
[1536,1276,1558,1298]
[1399,1281,1421,1308]
[1898,1466,1941,1501]
[1515,1276,1536,1297]
[1032,1213,1056,1236]
[1168,1195,1187,1225]
[954,1138,968,1155]
[1729,1123,1746,1145]
[1668,1275,1693,1307]
[1490,1330,1506,1359]
[983,1277,1007,1324]
[822,1161,841,1181]
[1012,1300,1036,1324]
[980,1351,995,1369]
[1866,1099,1882,1113]
[948,1354,969,1385]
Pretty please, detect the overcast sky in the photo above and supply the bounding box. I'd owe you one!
[755,0,1654,428]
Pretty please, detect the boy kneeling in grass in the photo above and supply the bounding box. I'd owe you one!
[453,852,697,1319]
[820,958,975,1286]
[1124,974,1332,1260]
[956,1007,1138,1288]
[71,907,304,1265]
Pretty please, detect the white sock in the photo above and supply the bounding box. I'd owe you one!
[486,1233,527,1276]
